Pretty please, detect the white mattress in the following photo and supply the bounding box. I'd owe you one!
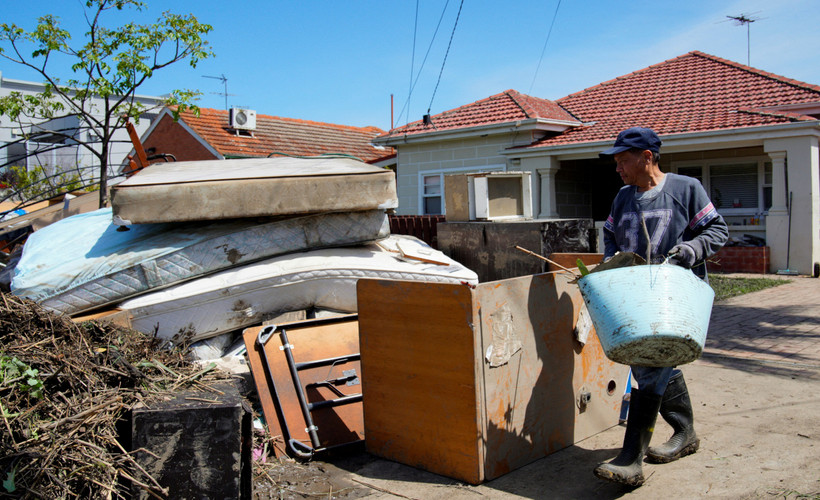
[12,208,389,314]
[120,235,479,342]
[110,157,398,223]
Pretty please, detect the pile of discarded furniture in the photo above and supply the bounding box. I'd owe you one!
[5,156,630,492]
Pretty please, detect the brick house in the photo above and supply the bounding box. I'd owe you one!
[373,51,820,275]
[128,107,395,166]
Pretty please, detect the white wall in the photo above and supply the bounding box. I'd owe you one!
[395,134,522,215]
[765,135,820,274]
[0,72,163,184]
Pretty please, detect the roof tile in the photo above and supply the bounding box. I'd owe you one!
[380,90,578,138]
[530,51,820,148]
[179,108,393,162]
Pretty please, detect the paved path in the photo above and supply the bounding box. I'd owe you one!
[703,275,820,367]
[340,274,820,499]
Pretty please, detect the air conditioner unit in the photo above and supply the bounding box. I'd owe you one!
[444,171,533,221]
[229,108,256,130]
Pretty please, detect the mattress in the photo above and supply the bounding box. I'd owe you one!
[110,157,398,224]
[11,208,390,314]
[119,235,479,342]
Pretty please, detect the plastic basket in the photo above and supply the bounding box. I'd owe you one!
[577,264,714,367]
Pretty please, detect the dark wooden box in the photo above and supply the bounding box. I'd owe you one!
[129,381,252,499]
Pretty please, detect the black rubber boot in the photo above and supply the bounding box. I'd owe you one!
[646,370,700,463]
[593,389,662,487]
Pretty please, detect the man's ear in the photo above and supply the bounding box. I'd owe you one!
[641,149,653,163]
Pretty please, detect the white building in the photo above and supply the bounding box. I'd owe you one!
[0,71,165,190]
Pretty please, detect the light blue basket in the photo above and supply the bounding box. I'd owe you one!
[577,264,714,367]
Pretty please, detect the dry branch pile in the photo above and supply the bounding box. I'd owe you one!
[0,293,227,498]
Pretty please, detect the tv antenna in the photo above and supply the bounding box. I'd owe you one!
[202,74,235,110]
[725,13,760,66]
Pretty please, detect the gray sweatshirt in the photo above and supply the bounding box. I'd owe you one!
[603,172,729,277]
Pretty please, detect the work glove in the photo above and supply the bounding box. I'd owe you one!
[668,243,697,269]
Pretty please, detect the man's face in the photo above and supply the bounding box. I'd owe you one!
[614,149,649,186]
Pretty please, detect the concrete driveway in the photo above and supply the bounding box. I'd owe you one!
[261,275,820,499]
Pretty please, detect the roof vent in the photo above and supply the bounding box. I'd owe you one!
[230,108,256,130]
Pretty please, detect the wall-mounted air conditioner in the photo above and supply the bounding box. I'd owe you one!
[229,108,256,130]
[444,171,533,221]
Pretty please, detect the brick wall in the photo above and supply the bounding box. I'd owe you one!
[555,168,593,218]
[710,246,770,274]
[142,114,219,162]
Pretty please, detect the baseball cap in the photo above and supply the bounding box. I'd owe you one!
[599,127,662,157]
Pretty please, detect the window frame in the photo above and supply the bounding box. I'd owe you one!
[672,156,771,216]
[418,164,506,215]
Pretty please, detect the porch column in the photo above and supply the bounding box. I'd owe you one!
[768,151,788,216]
[764,137,820,274]
[537,157,560,218]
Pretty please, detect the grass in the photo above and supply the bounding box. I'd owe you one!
[709,275,791,301]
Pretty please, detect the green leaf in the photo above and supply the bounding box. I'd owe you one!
[576,259,590,276]
[2,466,16,493]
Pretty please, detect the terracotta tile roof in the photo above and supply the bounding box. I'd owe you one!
[527,51,820,148]
[379,89,579,138]
[179,108,393,162]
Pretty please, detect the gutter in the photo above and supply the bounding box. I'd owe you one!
[373,117,581,146]
[502,120,820,159]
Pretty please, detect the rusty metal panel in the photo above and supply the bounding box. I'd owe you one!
[242,315,363,458]
[474,272,627,481]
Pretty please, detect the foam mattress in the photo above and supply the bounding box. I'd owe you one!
[118,235,479,342]
[110,157,398,223]
[11,208,390,314]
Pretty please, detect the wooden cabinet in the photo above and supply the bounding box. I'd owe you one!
[357,272,628,484]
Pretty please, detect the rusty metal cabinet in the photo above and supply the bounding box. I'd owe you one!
[356,272,628,485]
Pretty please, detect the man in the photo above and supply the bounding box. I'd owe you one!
[594,127,729,486]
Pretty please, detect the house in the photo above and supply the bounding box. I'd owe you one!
[373,51,820,275]
[0,72,164,184]
[131,107,395,170]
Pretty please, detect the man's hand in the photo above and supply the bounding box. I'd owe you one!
[668,243,697,269]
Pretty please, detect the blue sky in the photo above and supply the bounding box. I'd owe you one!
[3,0,820,131]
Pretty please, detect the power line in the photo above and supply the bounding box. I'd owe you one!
[427,0,464,117]
[396,0,452,127]
[408,0,420,124]
[528,0,562,95]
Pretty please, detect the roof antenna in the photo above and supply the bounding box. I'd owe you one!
[726,13,760,66]
[202,74,235,110]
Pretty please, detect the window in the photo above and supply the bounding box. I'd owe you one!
[422,174,443,215]
[762,162,772,212]
[673,158,771,215]
[710,163,757,210]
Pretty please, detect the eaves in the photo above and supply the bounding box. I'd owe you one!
[501,121,820,161]
[372,117,581,147]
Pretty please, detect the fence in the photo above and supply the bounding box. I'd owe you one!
[388,215,446,249]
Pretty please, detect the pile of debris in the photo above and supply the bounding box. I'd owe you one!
[7,157,477,354]
[0,292,227,498]
[0,155,480,496]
